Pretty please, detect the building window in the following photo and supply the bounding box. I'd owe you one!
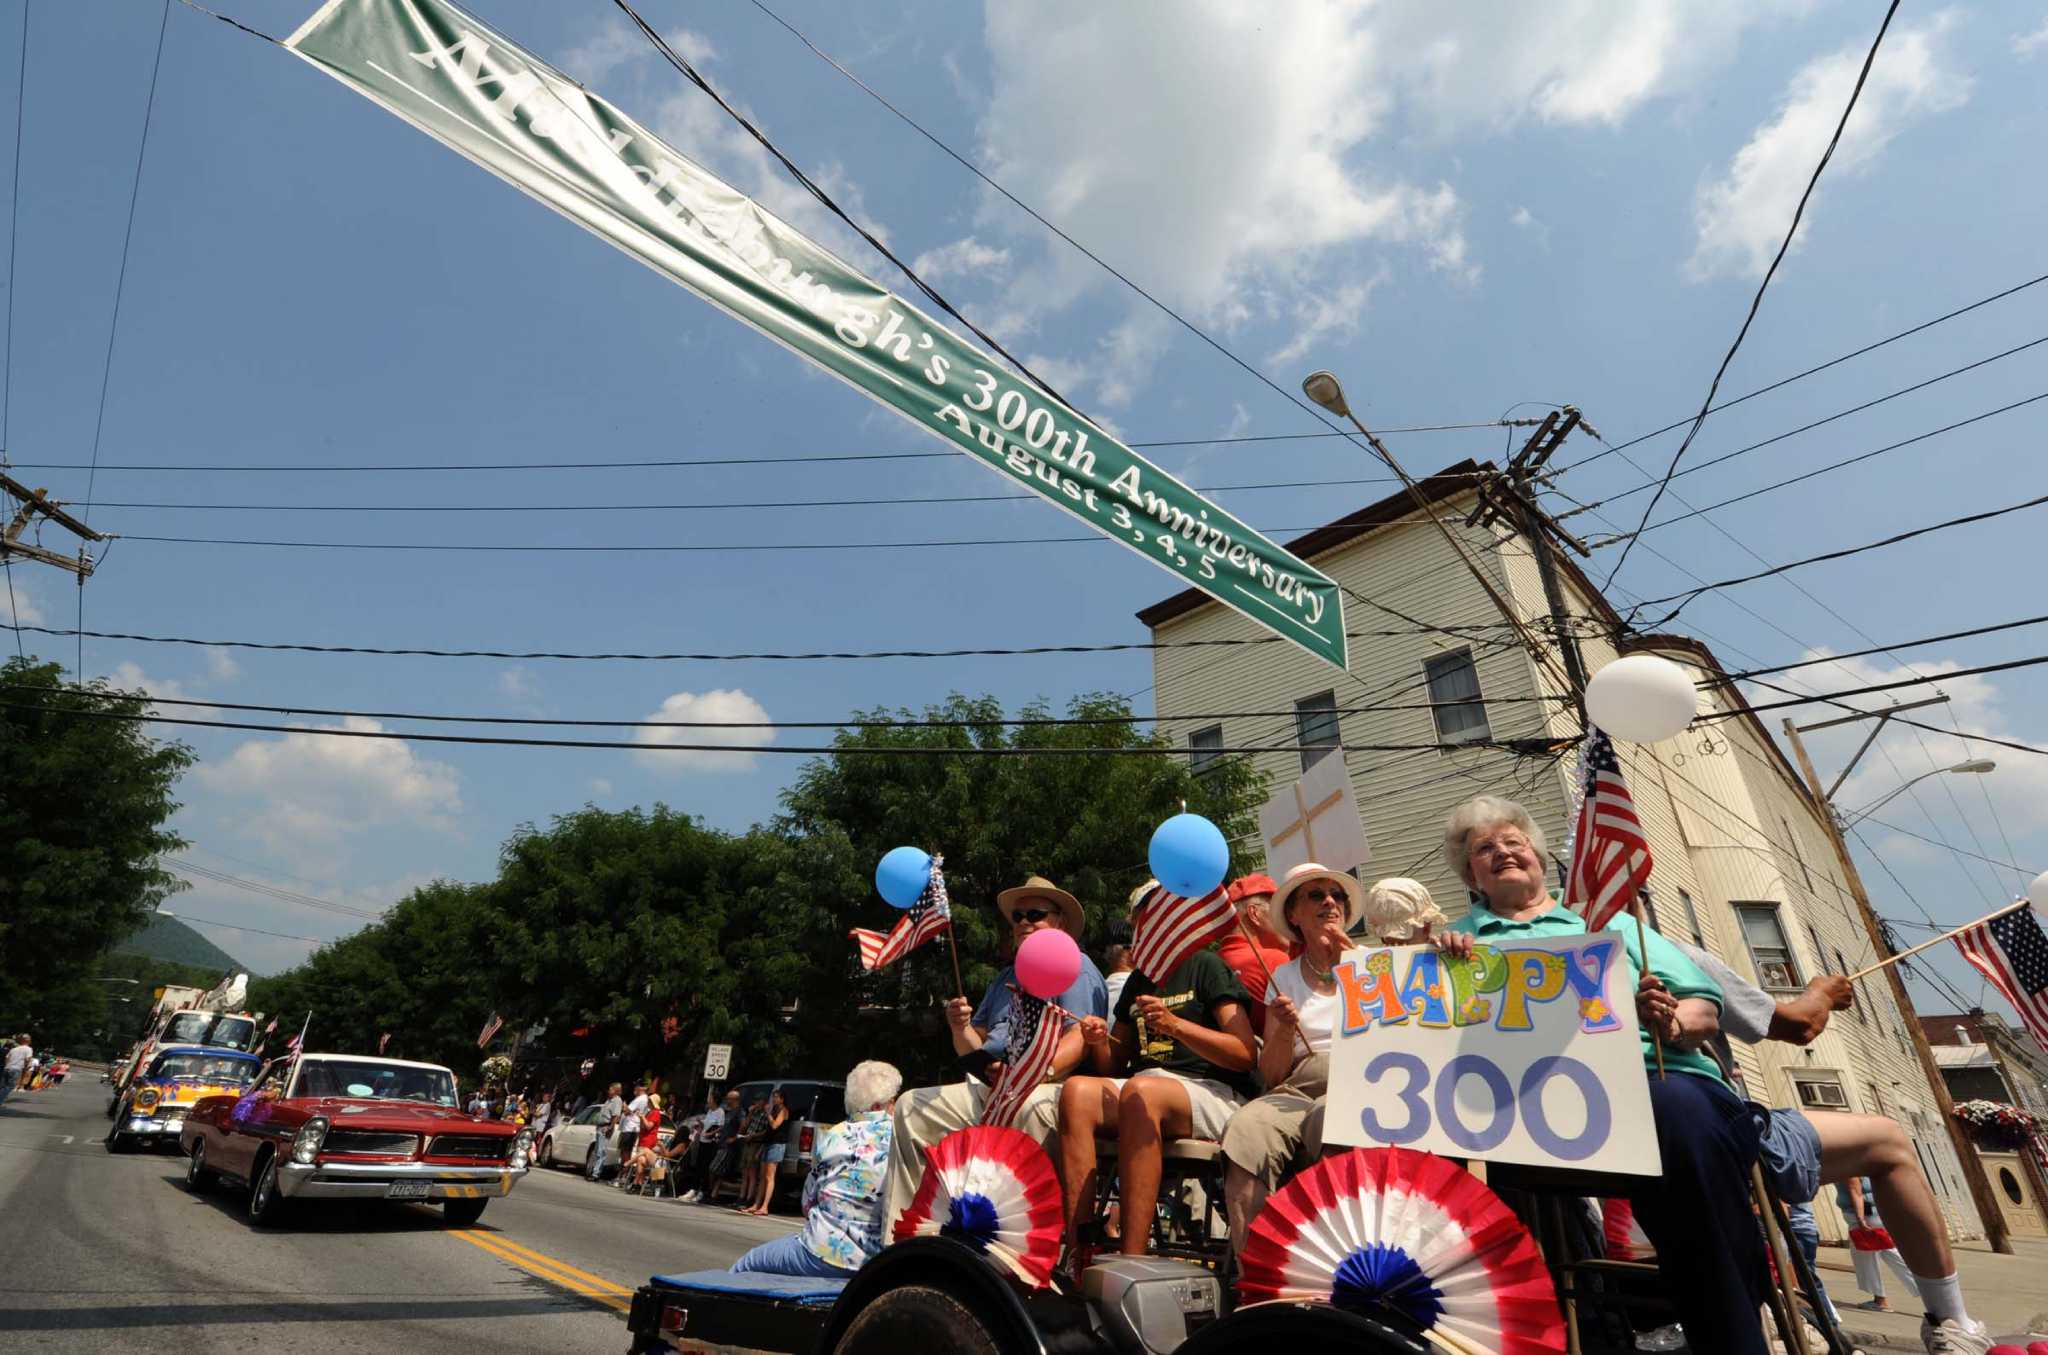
[1734,902,1803,991]
[1833,947,1866,1024]
[1782,816,1814,893]
[1675,888,1707,949]
[1188,724,1224,775]
[1789,1072,1850,1110]
[1423,649,1492,743]
[1294,691,1341,771]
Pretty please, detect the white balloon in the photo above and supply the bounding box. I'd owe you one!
[1585,654,1698,744]
[2027,870,2048,911]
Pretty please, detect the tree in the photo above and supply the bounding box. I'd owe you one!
[777,691,1267,1082]
[0,659,192,1051]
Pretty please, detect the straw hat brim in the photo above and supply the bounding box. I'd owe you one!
[1272,867,1363,945]
[996,878,1084,935]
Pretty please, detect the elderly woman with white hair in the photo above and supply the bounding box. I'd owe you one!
[730,1060,903,1278]
[1435,794,1771,1355]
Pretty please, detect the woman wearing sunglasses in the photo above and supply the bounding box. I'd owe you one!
[1219,860,1366,1256]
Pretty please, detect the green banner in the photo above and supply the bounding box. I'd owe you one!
[286,0,1346,667]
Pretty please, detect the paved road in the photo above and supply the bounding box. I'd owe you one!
[0,1075,794,1353]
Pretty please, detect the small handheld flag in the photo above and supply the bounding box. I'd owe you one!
[1128,882,1235,984]
[1954,901,2048,1049]
[979,991,1066,1129]
[476,1011,504,1049]
[850,859,952,971]
[1565,728,1654,931]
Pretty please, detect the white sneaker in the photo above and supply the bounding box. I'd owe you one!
[679,1190,700,1203]
[1920,1317,1991,1355]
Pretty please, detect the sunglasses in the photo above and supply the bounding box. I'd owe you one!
[1301,887,1349,904]
[1011,908,1054,924]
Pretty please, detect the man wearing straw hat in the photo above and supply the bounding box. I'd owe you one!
[881,876,1109,1233]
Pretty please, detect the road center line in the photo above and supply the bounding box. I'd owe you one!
[448,1229,632,1312]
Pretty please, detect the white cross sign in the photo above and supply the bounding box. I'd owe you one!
[1259,752,1371,876]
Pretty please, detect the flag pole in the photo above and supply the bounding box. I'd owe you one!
[294,1010,312,1057]
[1845,897,2028,982]
[1632,896,1665,1080]
[1233,911,1313,1060]
[931,853,966,1000]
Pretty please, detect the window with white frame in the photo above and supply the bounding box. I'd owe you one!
[1423,649,1491,743]
[1789,1072,1850,1110]
[1188,724,1224,775]
[1734,902,1803,992]
[1294,691,1341,771]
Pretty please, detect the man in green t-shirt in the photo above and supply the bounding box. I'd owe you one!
[1055,887,1259,1264]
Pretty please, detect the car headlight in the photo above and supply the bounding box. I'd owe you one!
[132,1087,161,1113]
[508,1128,534,1169]
[291,1116,330,1165]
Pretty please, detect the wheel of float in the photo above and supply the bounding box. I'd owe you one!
[444,1197,489,1226]
[248,1152,291,1227]
[830,1284,1003,1355]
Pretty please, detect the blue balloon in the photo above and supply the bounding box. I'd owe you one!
[875,846,933,909]
[1148,813,1228,899]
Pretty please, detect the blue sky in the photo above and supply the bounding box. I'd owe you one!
[5,0,2045,1033]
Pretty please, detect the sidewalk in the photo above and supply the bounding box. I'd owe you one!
[1817,1236,2048,1352]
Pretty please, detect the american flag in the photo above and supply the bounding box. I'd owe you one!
[980,991,1066,1128]
[850,858,952,971]
[1128,882,1235,984]
[1565,727,1654,932]
[377,1032,392,1054]
[263,1017,278,1035]
[1955,903,2048,1050]
[476,1011,504,1049]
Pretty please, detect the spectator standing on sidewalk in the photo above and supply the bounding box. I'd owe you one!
[0,1035,31,1108]
[588,1081,625,1181]
[679,1090,727,1204]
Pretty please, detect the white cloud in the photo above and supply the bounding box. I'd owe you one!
[100,660,193,707]
[196,717,464,851]
[1510,206,1537,229]
[632,688,775,772]
[588,777,614,797]
[2014,18,2048,57]
[1267,268,1388,366]
[2,572,42,626]
[559,19,714,88]
[497,665,540,704]
[1686,17,1970,281]
[910,236,1011,282]
[204,649,242,684]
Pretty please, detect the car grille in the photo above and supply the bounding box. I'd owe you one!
[322,1131,420,1156]
[427,1134,511,1160]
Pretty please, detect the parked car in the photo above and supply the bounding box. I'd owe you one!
[727,1079,845,1196]
[179,1052,532,1226]
[535,1102,675,1176]
[107,1046,261,1152]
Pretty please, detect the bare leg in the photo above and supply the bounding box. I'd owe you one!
[1058,1077,1119,1250]
[1118,1077,1194,1257]
[753,1162,778,1213]
[1224,1162,1268,1259]
[1809,1110,1951,1278]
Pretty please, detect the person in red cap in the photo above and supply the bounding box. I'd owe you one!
[1216,873,1294,1031]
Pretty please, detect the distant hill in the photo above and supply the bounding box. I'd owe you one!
[114,914,249,975]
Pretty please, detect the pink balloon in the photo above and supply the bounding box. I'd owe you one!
[1014,928,1082,1000]
[1985,1345,2025,1355]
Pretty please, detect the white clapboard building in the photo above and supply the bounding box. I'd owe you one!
[1137,458,1980,1241]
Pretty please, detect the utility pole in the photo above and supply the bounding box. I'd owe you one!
[1,470,106,578]
[1780,713,2015,1254]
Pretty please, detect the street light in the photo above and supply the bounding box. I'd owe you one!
[1841,759,1995,827]
[1301,370,1351,419]
[91,977,141,985]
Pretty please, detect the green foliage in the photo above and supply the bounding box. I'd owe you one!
[0,658,193,1054]
[245,693,1267,1096]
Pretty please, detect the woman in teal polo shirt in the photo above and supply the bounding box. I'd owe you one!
[1435,795,1769,1355]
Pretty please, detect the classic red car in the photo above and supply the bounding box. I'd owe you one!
[178,1052,531,1226]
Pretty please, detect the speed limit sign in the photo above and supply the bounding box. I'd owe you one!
[703,1044,732,1081]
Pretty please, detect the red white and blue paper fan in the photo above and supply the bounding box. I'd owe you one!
[892,1125,1062,1289]
[1238,1147,1564,1354]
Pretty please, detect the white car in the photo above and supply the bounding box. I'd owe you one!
[535,1104,672,1175]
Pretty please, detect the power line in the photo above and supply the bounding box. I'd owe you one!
[1629,489,2048,620]
[4,424,1514,475]
[1701,613,2048,687]
[1603,0,1902,587]
[1699,652,2048,728]
[167,857,380,920]
[1855,815,2038,876]
[8,698,1561,758]
[170,913,327,946]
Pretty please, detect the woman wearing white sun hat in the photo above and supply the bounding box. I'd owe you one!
[1218,861,1367,1257]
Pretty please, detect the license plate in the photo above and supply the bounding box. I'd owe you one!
[386,1181,433,1200]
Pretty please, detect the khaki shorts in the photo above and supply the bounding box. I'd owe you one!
[1220,1054,1329,1190]
[1100,1069,1244,1141]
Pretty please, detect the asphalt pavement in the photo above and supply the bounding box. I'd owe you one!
[0,1075,795,1353]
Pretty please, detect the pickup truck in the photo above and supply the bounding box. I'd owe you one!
[178,1051,532,1226]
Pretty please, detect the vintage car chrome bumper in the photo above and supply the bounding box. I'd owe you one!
[276,1159,526,1200]
[121,1113,189,1138]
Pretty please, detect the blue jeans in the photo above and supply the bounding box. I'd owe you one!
[587,1133,608,1179]
[1627,1071,1770,1355]
[730,1230,854,1279]
[1786,1203,1837,1320]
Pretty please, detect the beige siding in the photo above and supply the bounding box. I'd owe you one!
[1145,488,1981,1241]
